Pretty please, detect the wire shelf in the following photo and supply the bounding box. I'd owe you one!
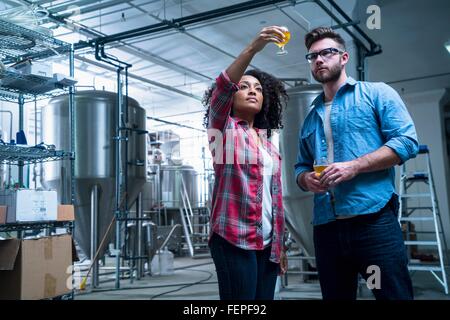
[0,144,73,165]
[0,86,69,103]
[0,220,73,233]
[0,70,71,96]
[0,18,70,64]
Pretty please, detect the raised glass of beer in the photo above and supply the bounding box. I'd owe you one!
[313,157,329,177]
[275,26,290,56]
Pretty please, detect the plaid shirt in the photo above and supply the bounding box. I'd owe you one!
[207,71,285,263]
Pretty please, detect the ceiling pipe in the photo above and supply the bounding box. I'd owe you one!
[74,0,292,49]
[146,116,205,133]
[75,54,202,101]
[313,0,382,81]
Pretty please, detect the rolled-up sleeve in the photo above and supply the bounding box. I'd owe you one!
[294,128,314,191]
[376,83,419,164]
[208,71,239,131]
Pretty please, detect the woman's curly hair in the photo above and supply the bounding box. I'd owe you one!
[202,69,288,138]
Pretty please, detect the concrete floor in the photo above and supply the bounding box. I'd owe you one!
[75,255,450,300]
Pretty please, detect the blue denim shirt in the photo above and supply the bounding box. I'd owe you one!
[294,77,419,226]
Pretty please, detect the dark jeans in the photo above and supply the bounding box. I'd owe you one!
[313,194,414,300]
[209,232,279,300]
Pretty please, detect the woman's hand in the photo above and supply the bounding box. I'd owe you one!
[226,26,287,84]
[249,26,288,53]
[280,250,288,275]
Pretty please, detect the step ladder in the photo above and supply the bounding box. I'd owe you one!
[178,173,211,258]
[398,145,449,294]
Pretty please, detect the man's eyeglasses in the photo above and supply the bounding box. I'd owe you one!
[305,47,345,63]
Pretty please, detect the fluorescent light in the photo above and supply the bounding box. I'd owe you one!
[446,40,450,54]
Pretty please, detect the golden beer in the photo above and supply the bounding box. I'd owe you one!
[313,165,328,177]
[275,30,291,48]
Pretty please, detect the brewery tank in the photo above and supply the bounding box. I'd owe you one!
[41,90,147,257]
[279,84,322,257]
[160,165,199,209]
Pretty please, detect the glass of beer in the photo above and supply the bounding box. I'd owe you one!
[313,157,329,177]
[275,26,290,56]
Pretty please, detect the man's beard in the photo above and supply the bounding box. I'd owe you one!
[312,62,342,83]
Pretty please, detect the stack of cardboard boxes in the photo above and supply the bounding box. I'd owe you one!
[0,189,76,300]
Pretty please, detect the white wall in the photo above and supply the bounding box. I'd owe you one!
[349,0,450,249]
[401,89,450,247]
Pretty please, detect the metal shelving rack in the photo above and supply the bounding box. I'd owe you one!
[0,17,75,192]
[0,144,73,164]
[0,18,76,300]
[0,220,74,233]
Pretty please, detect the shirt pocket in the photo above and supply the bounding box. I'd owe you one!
[345,105,374,132]
[301,127,316,156]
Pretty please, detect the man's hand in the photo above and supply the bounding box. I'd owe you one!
[299,171,329,193]
[320,160,360,187]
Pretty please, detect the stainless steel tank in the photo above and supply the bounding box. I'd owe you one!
[160,165,199,209]
[41,90,147,257]
[141,173,157,214]
[279,84,322,257]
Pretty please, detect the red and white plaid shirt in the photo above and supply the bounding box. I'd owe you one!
[207,71,285,263]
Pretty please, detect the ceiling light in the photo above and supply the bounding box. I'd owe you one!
[445,40,450,55]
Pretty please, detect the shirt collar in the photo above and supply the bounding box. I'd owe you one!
[310,76,357,108]
[233,116,251,128]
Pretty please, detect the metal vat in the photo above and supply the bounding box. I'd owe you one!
[160,165,199,209]
[279,84,323,257]
[41,90,147,257]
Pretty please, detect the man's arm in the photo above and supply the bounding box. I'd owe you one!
[320,82,419,187]
[319,146,400,187]
[355,145,401,173]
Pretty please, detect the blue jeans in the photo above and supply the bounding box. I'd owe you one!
[209,232,279,300]
[313,194,414,300]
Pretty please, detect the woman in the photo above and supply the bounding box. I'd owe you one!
[203,26,289,300]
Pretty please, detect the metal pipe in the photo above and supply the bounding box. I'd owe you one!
[115,65,123,289]
[0,110,13,189]
[51,0,161,32]
[125,1,263,73]
[314,0,369,51]
[0,111,13,146]
[69,44,75,205]
[93,43,132,289]
[34,99,37,189]
[40,0,207,81]
[90,185,99,288]
[93,46,127,289]
[136,192,143,280]
[115,217,121,289]
[75,0,290,49]
[18,94,24,186]
[49,0,126,16]
[146,116,205,133]
[386,72,450,85]
[313,0,379,81]
[75,55,202,101]
[325,0,380,53]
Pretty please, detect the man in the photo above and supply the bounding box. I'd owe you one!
[294,27,419,300]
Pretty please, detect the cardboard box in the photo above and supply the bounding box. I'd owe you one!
[57,205,75,221]
[0,206,6,224]
[0,189,57,223]
[0,234,73,300]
